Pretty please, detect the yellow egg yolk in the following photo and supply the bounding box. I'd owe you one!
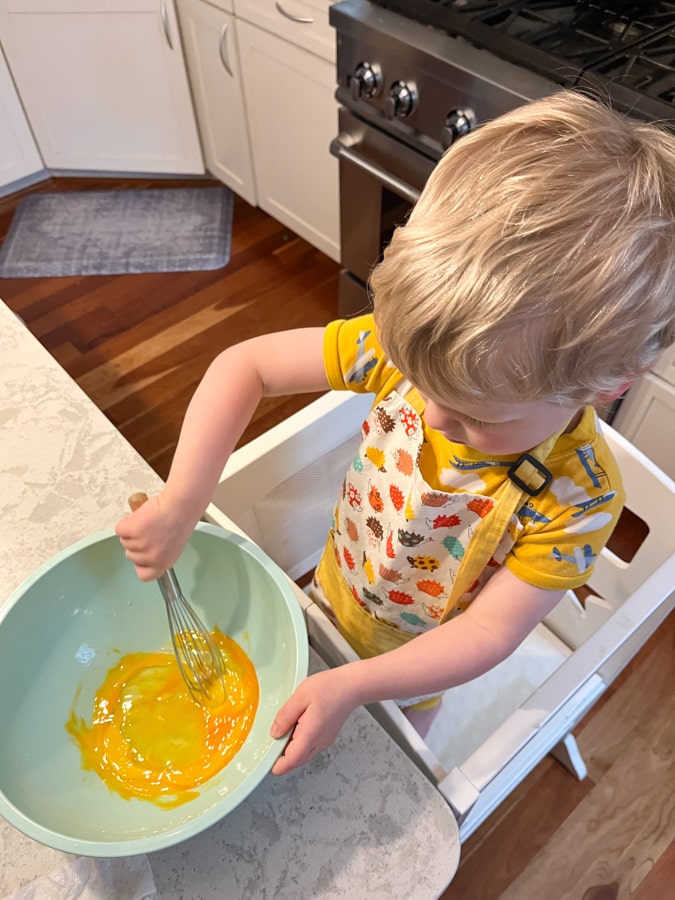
[66,630,259,808]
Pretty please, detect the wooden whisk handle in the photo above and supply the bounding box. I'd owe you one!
[128,492,149,512]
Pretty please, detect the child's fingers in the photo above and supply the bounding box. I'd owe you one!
[117,536,144,553]
[270,692,306,739]
[124,555,162,582]
[114,514,135,539]
[115,512,152,543]
[133,564,163,583]
[271,734,318,775]
[269,690,320,774]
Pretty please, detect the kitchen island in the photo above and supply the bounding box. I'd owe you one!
[0,300,460,899]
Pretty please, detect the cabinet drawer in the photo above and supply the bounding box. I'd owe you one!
[234,0,335,62]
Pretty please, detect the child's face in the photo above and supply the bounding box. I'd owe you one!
[420,392,582,455]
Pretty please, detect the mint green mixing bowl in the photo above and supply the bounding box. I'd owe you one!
[0,523,308,856]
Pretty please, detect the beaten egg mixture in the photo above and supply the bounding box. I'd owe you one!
[67,630,258,808]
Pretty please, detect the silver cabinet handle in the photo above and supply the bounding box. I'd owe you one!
[161,1,174,49]
[218,21,233,77]
[275,2,314,24]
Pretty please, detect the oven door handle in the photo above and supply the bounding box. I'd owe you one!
[331,138,421,205]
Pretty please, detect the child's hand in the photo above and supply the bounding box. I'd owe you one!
[114,491,197,581]
[269,668,360,775]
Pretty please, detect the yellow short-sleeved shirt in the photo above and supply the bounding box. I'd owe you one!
[322,314,625,596]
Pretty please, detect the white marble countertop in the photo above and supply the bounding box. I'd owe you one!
[0,300,460,899]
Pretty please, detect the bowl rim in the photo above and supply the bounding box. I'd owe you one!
[0,522,309,856]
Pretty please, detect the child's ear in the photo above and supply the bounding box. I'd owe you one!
[595,379,636,404]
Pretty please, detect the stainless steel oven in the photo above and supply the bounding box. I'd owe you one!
[329,0,675,317]
[331,107,431,315]
[329,0,558,315]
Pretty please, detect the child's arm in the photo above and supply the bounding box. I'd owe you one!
[270,566,565,774]
[116,327,329,580]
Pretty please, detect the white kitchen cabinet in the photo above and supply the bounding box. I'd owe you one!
[651,339,675,385]
[177,0,257,205]
[0,0,203,174]
[0,42,42,190]
[234,0,335,62]
[613,361,675,481]
[235,4,340,261]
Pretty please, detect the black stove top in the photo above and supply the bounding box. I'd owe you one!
[369,1,675,120]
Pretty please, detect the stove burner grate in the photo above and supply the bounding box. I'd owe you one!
[371,1,675,110]
[594,31,675,101]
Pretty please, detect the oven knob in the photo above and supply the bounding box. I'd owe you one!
[385,81,417,119]
[441,108,477,148]
[348,62,382,100]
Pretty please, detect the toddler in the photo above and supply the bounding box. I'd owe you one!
[116,91,675,774]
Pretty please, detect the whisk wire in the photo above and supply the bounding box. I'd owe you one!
[126,493,227,707]
[157,570,227,706]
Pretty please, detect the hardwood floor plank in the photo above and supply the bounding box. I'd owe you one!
[631,840,675,900]
[441,757,593,899]
[500,723,674,900]
[75,297,252,404]
[0,275,92,316]
[576,613,675,782]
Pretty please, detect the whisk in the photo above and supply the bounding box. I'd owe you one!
[128,493,226,707]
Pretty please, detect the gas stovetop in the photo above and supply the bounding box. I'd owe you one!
[369,1,675,121]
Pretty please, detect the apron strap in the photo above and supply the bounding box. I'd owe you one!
[438,426,564,625]
[394,377,414,396]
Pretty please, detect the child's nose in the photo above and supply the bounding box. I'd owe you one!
[424,401,459,433]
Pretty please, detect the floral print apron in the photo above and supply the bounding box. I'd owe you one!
[330,385,520,638]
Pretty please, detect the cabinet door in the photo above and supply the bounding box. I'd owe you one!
[651,342,675,388]
[0,0,204,174]
[0,43,42,189]
[177,0,256,204]
[237,19,339,261]
[613,372,675,480]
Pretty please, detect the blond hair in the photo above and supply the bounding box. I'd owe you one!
[370,90,675,405]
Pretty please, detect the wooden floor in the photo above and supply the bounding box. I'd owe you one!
[0,175,340,481]
[1,178,673,899]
